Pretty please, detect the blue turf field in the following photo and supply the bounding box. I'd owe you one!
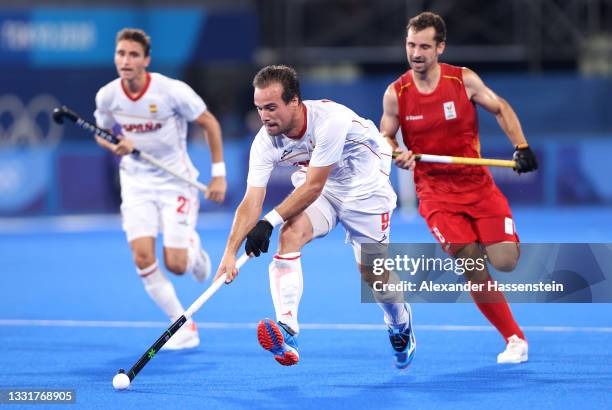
[1,207,611,409]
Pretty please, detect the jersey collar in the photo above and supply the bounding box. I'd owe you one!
[286,103,308,140]
[121,72,151,102]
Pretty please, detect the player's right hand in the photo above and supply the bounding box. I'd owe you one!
[206,176,227,204]
[112,138,135,156]
[393,149,416,171]
[513,143,538,174]
[245,220,274,257]
[214,253,239,284]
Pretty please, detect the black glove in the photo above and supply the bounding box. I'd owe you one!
[513,143,538,174]
[245,220,274,257]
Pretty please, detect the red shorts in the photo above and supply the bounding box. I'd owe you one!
[419,185,519,256]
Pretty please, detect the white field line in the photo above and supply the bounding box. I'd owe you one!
[0,213,234,233]
[0,319,611,333]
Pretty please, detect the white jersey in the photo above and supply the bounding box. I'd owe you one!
[94,72,206,187]
[247,99,394,212]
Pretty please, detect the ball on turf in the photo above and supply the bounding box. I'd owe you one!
[112,372,130,390]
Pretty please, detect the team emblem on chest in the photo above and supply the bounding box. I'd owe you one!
[443,101,457,120]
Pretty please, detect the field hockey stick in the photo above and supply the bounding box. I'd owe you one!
[115,253,251,387]
[52,105,209,194]
[392,151,516,168]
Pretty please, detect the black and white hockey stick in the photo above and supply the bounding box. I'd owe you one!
[113,253,250,389]
[52,105,209,193]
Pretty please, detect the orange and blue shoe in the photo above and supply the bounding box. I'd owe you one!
[257,319,299,366]
[388,305,416,369]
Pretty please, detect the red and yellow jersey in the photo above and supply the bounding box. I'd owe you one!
[394,63,495,204]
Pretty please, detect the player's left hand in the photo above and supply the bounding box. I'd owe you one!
[393,149,416,171]
[206,176,227,203]
[245,220,273,257]
[513,143,538,174]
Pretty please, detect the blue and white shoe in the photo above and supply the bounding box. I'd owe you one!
[257,319,299,366]
[388,305,416,369]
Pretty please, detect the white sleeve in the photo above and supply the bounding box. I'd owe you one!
[309,112,351,167]
[94,87,115,129]
[246,131,276,187]
[170,80,207,122]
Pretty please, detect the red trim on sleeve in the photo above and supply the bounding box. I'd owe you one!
[121,72,151,102]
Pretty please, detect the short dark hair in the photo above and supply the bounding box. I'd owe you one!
[252,65,301,104]
[116,28,151,56]
[407,12,446,44]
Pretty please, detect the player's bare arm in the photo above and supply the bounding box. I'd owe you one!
[215,185,266,282]
[380,85,401,150]
[195,110,227,203]
[464,68,538,174]
[275,164,332,221]
[463,68,526,147]
[380,84,415,171]
[241,164,332,267]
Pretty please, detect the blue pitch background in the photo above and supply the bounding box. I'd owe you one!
[1,207,611,409]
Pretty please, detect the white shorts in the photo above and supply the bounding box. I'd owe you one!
[120,172,199,248]
[303,184,395,265]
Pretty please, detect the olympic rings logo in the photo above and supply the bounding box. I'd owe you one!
[0,94,63,146]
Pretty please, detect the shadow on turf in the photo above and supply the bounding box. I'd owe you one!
[327,365,612,397]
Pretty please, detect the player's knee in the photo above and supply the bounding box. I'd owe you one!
[359,263,386,287]
[486,244,520,272]
[164,255,187,275]
[359,263,374,285]
[279,221,309,250]
[133,252,156,270]
[489,254,519,272]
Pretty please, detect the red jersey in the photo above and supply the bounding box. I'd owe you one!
[394,63,495,204]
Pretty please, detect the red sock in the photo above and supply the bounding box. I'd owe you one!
[470,275,525,342]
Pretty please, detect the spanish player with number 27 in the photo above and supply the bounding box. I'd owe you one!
[94,28,227,351]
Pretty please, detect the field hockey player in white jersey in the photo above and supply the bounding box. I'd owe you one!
[214,65,415,368]
[94,28,227,350]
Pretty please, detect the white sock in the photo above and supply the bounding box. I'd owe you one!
[138,261,185,320]
[380,303,410,328]
[185,231,202,273]
[269,253,303,334]
[371,270,410,327]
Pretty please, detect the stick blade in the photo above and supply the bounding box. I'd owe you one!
[52,106,79,125]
